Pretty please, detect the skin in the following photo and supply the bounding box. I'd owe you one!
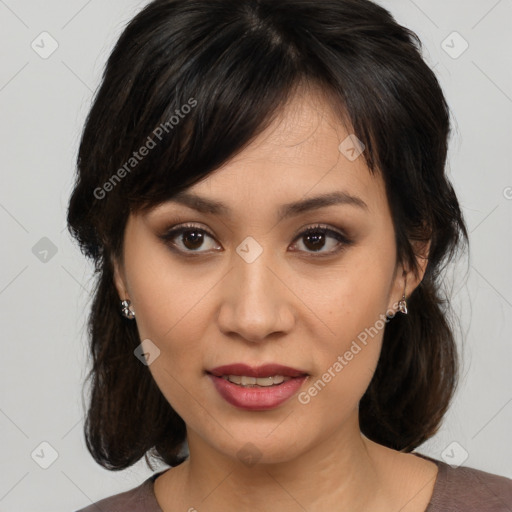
[114,88,436,511]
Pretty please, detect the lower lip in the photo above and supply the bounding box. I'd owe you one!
[208,374,307,411]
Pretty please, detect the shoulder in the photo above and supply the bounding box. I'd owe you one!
[418,454,512,511]
[74,473,164,512]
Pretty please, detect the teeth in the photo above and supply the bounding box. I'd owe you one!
[221,375,291,387]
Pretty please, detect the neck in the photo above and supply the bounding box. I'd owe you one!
[176,419,387,511]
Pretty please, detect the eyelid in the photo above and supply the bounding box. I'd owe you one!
[291,222,349,242]
[158,217,216,239]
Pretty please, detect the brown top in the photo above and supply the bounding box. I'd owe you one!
[75,453,512,511]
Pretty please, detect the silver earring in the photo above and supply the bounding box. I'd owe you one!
[398,293,408,314]
[120,299,135,319]
[398,278,408,315]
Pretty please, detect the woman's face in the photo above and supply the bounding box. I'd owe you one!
[114,90,417,465]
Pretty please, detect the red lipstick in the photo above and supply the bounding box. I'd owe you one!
[207,363,308,411]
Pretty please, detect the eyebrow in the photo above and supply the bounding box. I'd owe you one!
[166,190,368,221]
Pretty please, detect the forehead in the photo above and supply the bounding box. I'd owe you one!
[150,89,388,220]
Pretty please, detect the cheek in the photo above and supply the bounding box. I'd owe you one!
[124,239,216,342]
[125,263,210,417]
[122,241,228,405]
[301,248,395,404]
[315,248,396,348]
[295,279,391,435]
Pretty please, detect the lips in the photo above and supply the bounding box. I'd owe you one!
[208,363,308,379]
[207,363,309,410]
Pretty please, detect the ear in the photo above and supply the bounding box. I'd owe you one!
[388,239,430,314]
[112,255,129,301]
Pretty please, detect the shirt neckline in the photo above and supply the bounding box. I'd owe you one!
[411,452,448,511]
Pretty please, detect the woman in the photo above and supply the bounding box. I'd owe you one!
[68,0,512,510]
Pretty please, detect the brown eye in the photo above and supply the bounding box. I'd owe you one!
[160,224,220,254]
[180,229,206,250]
[302,231,327,251]
[290,225,352,256]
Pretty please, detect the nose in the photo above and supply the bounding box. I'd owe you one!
[216,245,296,344]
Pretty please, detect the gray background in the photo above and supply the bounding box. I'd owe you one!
[0,0,511,510]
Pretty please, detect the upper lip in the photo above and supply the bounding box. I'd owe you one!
[208,363,308,378]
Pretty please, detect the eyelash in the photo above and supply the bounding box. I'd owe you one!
[159,222,353,258]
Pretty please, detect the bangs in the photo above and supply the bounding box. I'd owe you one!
[85,0,385,217]
[120,21,309,211]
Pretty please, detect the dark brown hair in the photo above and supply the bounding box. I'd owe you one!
[67,0,469,470]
